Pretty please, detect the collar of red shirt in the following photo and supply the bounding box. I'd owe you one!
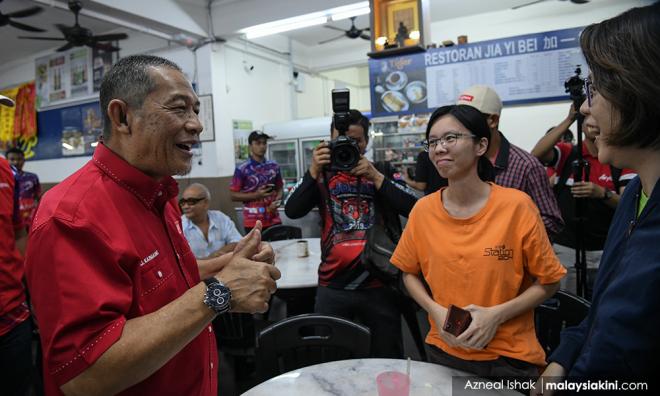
[92,143,179,212]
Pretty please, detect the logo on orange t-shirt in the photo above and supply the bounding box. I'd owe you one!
[483,244,514,260]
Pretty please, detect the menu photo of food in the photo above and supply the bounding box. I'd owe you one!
[373,68,428,115]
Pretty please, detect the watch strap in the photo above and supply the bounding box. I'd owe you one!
[204,277,219,287]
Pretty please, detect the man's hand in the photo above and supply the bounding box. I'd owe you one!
[250,241,275,265]
[456,304,503,350]
[310,141,331,179]
[255,185,274,200]
[267,200,281,212]
[216,222,281,313]
[566,103,578,122]
[350,156,385,189]
[531,362,567,396]
[570,181,604,199]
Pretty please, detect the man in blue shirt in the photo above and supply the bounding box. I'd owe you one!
[180,183,242,258]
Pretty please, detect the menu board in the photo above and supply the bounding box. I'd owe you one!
[369,27,586,117]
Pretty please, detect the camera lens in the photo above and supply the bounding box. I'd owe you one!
[330,137,360,171]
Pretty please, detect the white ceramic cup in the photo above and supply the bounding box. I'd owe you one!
[296,240,309,258]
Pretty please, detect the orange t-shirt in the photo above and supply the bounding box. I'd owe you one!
[391,183,566,366]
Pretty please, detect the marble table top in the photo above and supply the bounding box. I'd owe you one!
[242,358,519,396]
[272,238,320,289]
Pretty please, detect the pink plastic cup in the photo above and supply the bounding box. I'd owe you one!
[376,371,410,396]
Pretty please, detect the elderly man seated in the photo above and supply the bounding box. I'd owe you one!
[181,183,242,258]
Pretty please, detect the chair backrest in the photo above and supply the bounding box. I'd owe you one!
[261,225,302,242]
[213,312,256,351]
[255,314,371,381]
[535,289,591,355]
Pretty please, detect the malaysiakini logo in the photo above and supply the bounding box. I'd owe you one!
[139,250,160,267]
[483,244,514,261]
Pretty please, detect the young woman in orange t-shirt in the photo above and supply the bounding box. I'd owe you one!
[391,105,565,377]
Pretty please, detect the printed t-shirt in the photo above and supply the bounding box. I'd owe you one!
[391,183,566,366]
[230,157,283,228]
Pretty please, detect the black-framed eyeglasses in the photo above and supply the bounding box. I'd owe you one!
[179,197,206,206]
[422,132,477,152]
[584,77,594,107]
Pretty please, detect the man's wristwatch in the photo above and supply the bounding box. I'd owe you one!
[203,277,232,314]
[601,189,614,201]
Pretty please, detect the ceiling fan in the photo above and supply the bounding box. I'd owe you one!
[319,16,370,45]
[513,0,589,10]
[18,0,128,52]
[0,0,45,32]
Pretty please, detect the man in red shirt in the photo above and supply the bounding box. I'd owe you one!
[25,55,280,396]
[0,94,32,396]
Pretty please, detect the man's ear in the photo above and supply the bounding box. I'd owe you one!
[107,99,130,135]
[486,114,500,131]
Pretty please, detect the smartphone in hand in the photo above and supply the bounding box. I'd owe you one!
[442,305,472,337]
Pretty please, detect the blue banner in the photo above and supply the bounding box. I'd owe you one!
[33,101,102,160]
[369,27,586,117]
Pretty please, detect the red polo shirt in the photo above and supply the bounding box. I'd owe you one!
[0,156,29,336]
[25,144,217,396]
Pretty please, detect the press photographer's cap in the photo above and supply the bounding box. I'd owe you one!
[248,131,272,144]
[0,94,15,107]
[457,85,502,116]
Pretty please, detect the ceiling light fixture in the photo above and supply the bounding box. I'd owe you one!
[240,2,371,39]
[330,2,370,21]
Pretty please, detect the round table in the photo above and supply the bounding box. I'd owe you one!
[271,238,320,289]
[242,358,520,395]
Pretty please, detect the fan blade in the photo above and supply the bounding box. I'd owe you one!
[323,25,346,32]
[318,34,345,45]
[363,27,370,31]
[55,23,75,35]
[91,33,128,41]
[6,6,43,18]
[56,43,76,52]
[18,36,66,41]
[571,0,589,3]
[360,33,371,40]
[89,42,120,52]
[8,20,46,32]
[512,0,546,9]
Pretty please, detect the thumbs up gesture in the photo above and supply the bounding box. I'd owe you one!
[216,221,281,313]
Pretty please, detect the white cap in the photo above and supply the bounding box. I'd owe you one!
[456,85,502,116]
[0,94,15,107]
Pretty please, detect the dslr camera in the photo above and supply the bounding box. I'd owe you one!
[564,65,586,107]
[329,88,361,171]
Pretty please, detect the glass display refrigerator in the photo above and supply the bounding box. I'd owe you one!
[263,117,332,200]
[267,139,300,185]
[370,112,429,178]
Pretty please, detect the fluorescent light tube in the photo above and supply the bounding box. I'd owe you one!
[244,17,328,39]
[240,2,370,39]
[331,6,370,21]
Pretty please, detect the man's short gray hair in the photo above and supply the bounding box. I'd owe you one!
[99,54,182,140]
[185,183,211,200]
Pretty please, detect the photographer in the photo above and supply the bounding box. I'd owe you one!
[284,109,417,358]
[531,104,636,290]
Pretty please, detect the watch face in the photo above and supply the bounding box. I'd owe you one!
[204,282,231,313]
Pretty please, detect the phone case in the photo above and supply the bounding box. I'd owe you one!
[442,304,472,337]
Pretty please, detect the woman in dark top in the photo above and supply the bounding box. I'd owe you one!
[535,3,660,393]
